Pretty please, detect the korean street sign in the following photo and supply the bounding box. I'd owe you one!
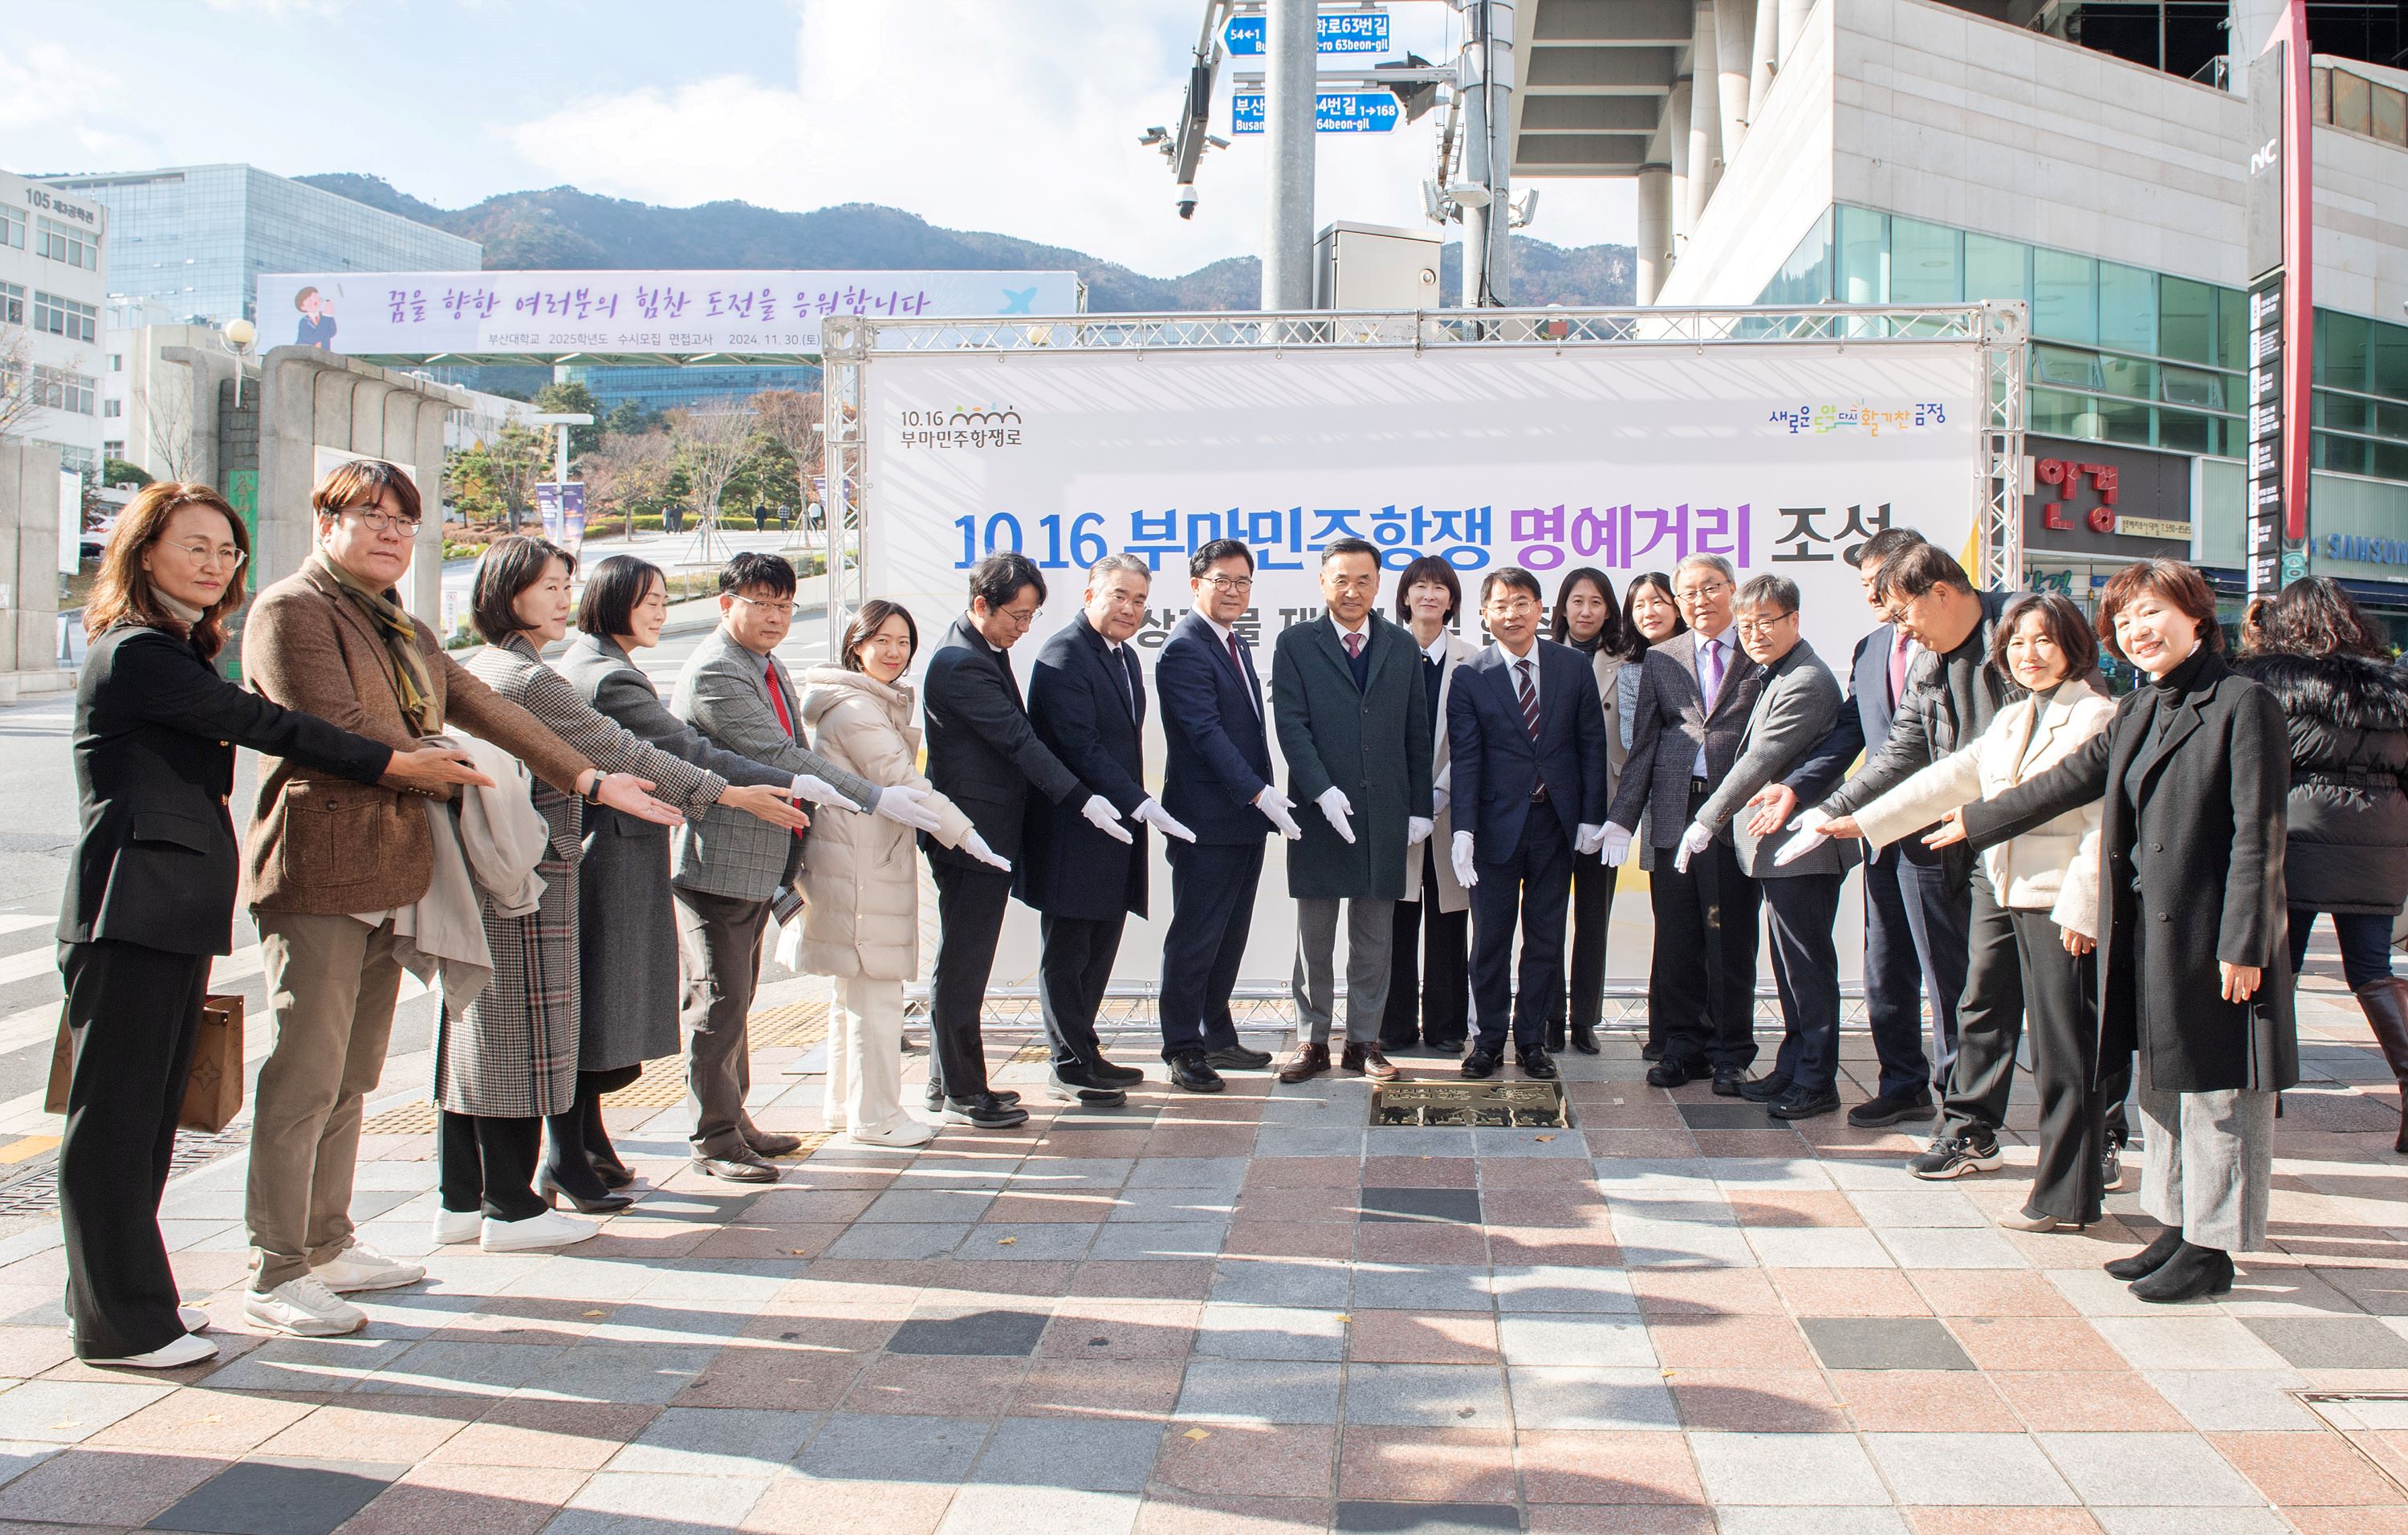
[1224,9,1391,55]
[1232,89,1402,134]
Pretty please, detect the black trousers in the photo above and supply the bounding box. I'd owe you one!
[1761,872,1845,1095]
[1160,839,1264,1060]
[58,939,207,1360]
[1039,911,1127,1069]
[1936,873,2026,1140]
[928,860,1013,1100]
[1860,851,1936,1100]
[1548,853,1619,1044]
[1469,810,1575,1056]
[438,1110,545,1222]
[1896,855,1971,1089]
[1381,841,1470,1049]
[1649,792,1763,1073]
[2005,907,2109,1222]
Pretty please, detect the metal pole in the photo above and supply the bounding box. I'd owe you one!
[1458,0,1517,307]
[1262,0,1316,309]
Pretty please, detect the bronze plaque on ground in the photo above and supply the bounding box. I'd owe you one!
[1368,1080,1572,1128]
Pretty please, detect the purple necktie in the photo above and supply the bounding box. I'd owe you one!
[1344,632,1363,661]
[1699,636,1724,709]
[1516,658,1540,740]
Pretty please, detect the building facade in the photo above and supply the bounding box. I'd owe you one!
[1,170,108,479]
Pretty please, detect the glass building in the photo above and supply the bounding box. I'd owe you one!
[37,164,481,328]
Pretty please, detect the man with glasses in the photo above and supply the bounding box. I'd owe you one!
[1602,553,1766,1093]
[1444,568,1611,1080]
[1271,538,1434,1084]
[1683,576,1857,1120]
[670,552,944,1179]
[239,460,669,1336]
[1154,539,1292,1092]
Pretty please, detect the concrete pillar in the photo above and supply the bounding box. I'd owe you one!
[0,438,65,688]
[1688,2,1723,228]
[2227,0,2284,95]
[258,351,323,592]
[1750,0,1781,118]
[1778,0,1812,67]
[1262,0,1318,308]
[410,399,449,626]
[1667,76,1694,253]
[1636,164,1674,303]
[1714,0,1752,158]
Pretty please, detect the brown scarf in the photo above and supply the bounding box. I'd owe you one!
[312,550,437,734]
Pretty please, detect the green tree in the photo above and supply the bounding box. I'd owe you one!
[603,399,657,437]
[103,458,153,489]
[533,381,604,458]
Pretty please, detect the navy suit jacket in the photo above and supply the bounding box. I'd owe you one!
[1157,612,1274,845]
[1019,612,1150,921]
[920,615,1084,869]
[1446,638,1612,853]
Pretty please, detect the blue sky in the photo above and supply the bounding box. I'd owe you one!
[5,0,1634,278]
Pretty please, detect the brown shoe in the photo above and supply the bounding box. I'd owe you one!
[1277,1042,1332,1084]
[1341,1043,1399,1081]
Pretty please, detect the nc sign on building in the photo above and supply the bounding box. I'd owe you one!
[253,271,1084,358]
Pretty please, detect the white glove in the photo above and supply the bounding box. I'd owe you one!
[1600,822,1633,868]
[1772,827,1830,867]
[872,784,946,833]
[791,773,850,807]
[1451,830,1479,889]
[1081,792,1135,845]
[1253,787,1303,841]
[1316,786,1356,845]
[1431,787,1450,817]
[1407,816,1434,848]
[1135,797,1198,844]
[1792,805,1834,837]
[963,830,1011,872]
[1574,823,1605,857]
[1674,819,1714,873]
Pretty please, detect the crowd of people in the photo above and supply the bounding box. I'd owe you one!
[51,461,2408,1371]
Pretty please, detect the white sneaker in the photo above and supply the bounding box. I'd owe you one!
[480,1210,597,1252]
[243,1276,367,1337]
[850,1118,934,1148]
[86,1331,218,1370]
[430,1209,481,1245]
[311,1240,425,1293]
[179,1305,209,1333]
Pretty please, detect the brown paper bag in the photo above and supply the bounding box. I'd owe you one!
[47,994,246,1133]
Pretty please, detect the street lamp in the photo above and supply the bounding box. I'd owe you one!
[220,318,257,408]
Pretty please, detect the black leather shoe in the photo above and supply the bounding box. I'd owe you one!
[2104,1228,2186,1281]
[1047,1070,1127,1107]
[1768,1086,1841,1121]
[1461,1049,1501,1080]
[1641,1041,1667,1063]
[536,1169,634,1214]
[929,1081,1019,1109]
[1645,1059,1700,1089]
[2129,1241,2234,1302]
[689,1151,780,1183]
[1711,1070,1747,1097]
[942,1093,1031,1130]
[745,1130,803,1158]
[1846,1087,1936,1129]
[1089,1057,1145,1087]
[1167,1052,1225,1093]
[1516,1048,1558,1081]
[1737,1072,1794,1103]
[1206,1044,1274,1071]
[1569,1025,1601,1056]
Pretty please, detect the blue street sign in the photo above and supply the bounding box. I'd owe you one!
[1232,90,1402,134]
[1224,9,1391,55]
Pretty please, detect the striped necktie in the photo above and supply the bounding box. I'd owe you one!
[1516,657,1540,740]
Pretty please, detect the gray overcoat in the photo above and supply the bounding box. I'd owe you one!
[1271,613,1433,902]
[1693,640,1861,879]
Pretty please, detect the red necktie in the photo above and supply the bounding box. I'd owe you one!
[761,662,805,837]
[1344,632,1363,660]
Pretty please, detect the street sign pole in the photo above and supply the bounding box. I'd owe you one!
[1263,0,1318,309]
[2242,1,2312,596]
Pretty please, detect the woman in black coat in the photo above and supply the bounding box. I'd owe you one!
[59,482,485,1368]
[1945,560,2292,1303]
[2236,576,2408,1153]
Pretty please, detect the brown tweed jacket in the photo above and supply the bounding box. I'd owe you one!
[242,562,592,915]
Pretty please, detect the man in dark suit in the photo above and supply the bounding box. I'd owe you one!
[1271,537,1434,1084]
[920,552,1121,1130]
[1023,553,1195,1103]
[1750,527,1947,1127]
[1155,539,1294,1093]
[1603,553,1766,1093]
[1446,567,1611,1080]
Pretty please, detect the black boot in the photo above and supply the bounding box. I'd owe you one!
[2104,1228,2186,1281]
[2129,1241,2234,1302]
[543,1109,633,1213]
[2351,977,2408,1155]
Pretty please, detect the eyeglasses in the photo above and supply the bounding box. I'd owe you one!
[1199,573,1253,592]
[337,503,421,535]
[1733,611,1796,636]
[1325,574,1379,592]
[1675,580,1731,605]
[164,539,247,572]
[1485,596,1541,617]
[732,594,796,617]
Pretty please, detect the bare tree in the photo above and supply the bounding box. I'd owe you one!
[144,377,196,481]
[580,426,672,535]
[749,389,824,535]
[0,327,61,442]
[667,400,757,559]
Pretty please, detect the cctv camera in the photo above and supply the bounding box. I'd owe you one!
[1178,184,1198,220]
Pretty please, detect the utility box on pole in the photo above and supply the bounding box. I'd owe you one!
[1313,222,1443,310]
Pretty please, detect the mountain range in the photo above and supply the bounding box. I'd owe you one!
[297,173,1634,310]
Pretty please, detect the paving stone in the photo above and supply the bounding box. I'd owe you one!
[1357,1187,1483,1224]
[1503,1366,1680,1430]
[606,1406,817,1476]
[1340,1364,1512,1427]
[794,1413,991,1482]
[886,1309,1051,1357]
[145,1456,406,1535]
[1175,1358,1344,1423]
[968,1415,1164,1489]
[1192,1305,1349,1362]
[1800,1317,1978,1371]
[1686,1431,1889,1505]
[1677,1102,1782,1129]
[2037,1431,2269,1506]
[1861,1431,2080,1504]
[2237,1314,2408,1370]
[1350,1265,1493,1313]
[1332,1501,1519,1533]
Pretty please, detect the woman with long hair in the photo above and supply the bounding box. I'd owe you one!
[435,537,806,1252]
[1945,560,2293,1301]
[1617,571,1686,1059]
[58,484,485,1366]
[1543,568,1638,1053]
[2238,576,2408,1153]
[1378,556,1479,1053]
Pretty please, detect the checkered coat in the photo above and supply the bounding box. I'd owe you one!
[435,636,726,1118]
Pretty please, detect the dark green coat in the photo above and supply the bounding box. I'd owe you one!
[1272,613,1433,901]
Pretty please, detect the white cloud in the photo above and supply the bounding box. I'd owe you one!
[0,43,149,163]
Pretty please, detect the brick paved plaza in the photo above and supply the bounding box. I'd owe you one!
[0,985,2402,1533]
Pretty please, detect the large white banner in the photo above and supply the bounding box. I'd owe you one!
[253,270,1084,357]
[864,342,1987,990]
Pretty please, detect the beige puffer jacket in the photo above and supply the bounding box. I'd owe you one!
[797,666,976,979]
